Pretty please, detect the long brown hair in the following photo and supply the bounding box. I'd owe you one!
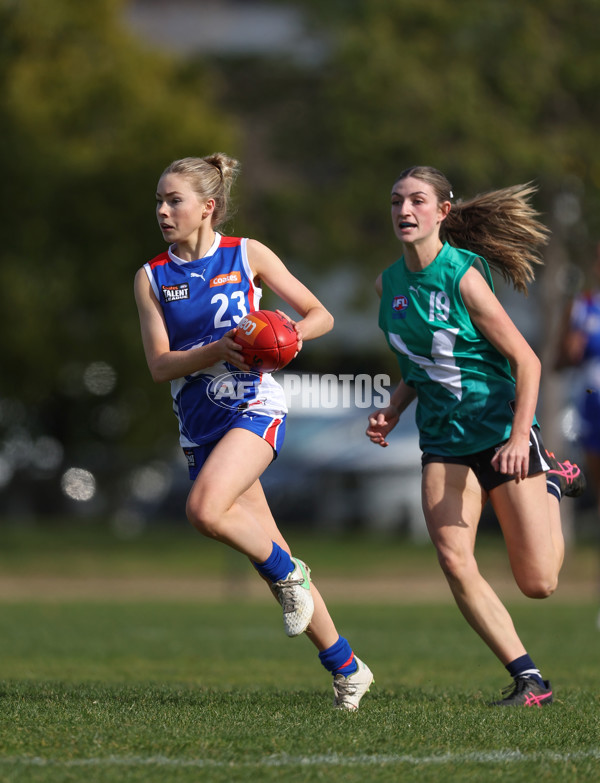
[395,166,550,294]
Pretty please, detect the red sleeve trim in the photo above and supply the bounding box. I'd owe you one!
[219,236,243,248]
[148,251,170,269]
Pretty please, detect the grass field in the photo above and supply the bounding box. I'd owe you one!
[0,522,599,782]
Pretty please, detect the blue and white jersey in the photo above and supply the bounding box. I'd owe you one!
[143,233,287,446]
[571,289,600,374]
[569,289,600,447]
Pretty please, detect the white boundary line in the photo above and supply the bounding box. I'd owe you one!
[1,750,600,768]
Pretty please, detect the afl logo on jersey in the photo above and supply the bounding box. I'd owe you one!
[162,283,190,302]
[392,295,409,319]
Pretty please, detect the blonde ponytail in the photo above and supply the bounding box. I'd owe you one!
[161,153,241,229]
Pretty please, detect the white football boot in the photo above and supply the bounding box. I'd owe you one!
[270,558,314,637]
[332,657,374,710]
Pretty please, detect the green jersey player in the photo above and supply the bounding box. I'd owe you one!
[368,166,585,707]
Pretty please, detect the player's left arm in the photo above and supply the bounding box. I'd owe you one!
[460,266,541,479]
[246,239,334,342]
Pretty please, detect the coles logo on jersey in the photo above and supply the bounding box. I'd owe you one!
[210,271,241,287]
[392,294,409,319]
[162,283,190,302]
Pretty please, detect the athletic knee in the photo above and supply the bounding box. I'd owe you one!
[436,548,476,584]
[186,493,223,538]
[516,573,558,599]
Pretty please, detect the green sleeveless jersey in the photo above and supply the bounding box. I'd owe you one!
[379,242,524,456]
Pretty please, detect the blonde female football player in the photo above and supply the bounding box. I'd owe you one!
[367,166,584,707]
[134,153,372,709]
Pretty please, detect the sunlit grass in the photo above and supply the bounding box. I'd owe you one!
[0,523,598,782]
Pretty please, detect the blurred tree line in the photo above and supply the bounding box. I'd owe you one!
[0,0,599,518]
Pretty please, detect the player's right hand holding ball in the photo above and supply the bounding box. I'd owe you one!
[219,328,251,372]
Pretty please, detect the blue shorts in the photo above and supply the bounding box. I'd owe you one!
[182,412,287,481]
[421,425,550,493]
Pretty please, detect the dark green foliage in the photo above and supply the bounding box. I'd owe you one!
[0,0,236,462]
[2,0,600,510]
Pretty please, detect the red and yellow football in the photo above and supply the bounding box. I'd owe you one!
[233,310,298,372]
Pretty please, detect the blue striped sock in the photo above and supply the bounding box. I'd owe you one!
[506,653,544,687]
[318,636,358,677]
[252,542,294,583]
[546,475,562,501]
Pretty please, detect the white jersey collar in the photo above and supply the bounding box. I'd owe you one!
[167,232,222,265]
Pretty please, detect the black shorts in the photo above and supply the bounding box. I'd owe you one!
[421,426,550,493]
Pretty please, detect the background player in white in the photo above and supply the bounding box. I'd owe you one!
[367,165,585,706]
[134,153,372,709]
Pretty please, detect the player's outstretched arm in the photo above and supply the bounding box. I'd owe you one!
[366,381,416,447]
[247,240,334,343]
